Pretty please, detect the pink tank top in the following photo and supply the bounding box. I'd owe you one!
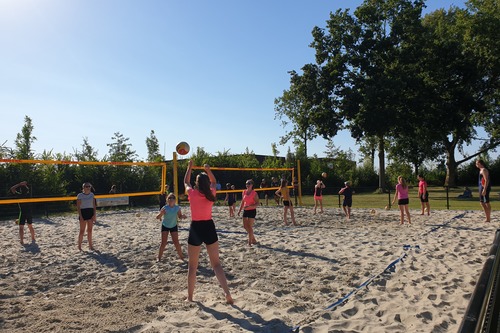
[242,190,257,210]
[188,187,215,221]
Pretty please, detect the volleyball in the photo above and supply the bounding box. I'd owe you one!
[176,141,190,155]
[321,172,327,178]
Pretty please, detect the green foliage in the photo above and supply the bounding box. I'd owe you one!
[106,132,137,162]
[386,161,413,187]
[14,115,36,160]
[146,130,163,162]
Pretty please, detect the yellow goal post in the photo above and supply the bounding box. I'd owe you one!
[0,158,167,205]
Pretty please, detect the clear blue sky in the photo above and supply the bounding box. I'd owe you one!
[1,0,474,162]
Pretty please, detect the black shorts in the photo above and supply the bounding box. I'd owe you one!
[161,225,178,233]
[480,187,491,203]
[398,198,409,205]
[343,198,352,207]
[283,200,292,207]
[242,209,257,218]
[80,208,94,220]
[188,220,218,246]
[18,211,33,225]
[419,192,429,203]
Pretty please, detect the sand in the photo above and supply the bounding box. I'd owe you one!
[0,206,496,333]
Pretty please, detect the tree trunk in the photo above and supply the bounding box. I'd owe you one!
[378,136,386,191]
[371,148,376,171]
[445,148,458,187]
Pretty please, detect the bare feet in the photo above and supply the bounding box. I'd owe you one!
[226,294,234,304]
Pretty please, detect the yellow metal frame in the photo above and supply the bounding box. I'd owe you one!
[0,158,167,204]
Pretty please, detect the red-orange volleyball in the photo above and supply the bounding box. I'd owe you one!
[176,141,190,155]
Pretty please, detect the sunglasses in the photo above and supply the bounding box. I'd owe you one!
[168,197,176,200]
[246,183,252,186]
[84,185,91,188]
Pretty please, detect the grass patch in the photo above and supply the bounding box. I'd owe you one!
[297,186,500,211]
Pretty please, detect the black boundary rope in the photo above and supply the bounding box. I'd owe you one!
[289,211,468,332]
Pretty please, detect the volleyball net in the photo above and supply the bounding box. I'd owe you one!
[0,158,167,205]
[172,153,302,205]
[1,156,302,207]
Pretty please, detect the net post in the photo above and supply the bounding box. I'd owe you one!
[173,152,179,205]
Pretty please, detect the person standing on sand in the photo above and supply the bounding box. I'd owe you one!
[10,181,36,245]
[156,192,186,261]
[275,179,297,226]
[417,174,430,216]
[238,179,259,246]
[313,179,326,214]
[259,178,269,206]
[184,160,233,304]
[77,182,97,251]
[271,177,281,206]
[339,181,353,219]
[224,183,236,217]
[476,159,491,222]
[292,177,299,206]
[392,176,411,225]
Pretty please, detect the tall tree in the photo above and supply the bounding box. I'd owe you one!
[145,130,163,162]
[74,137,99,161]
[307,0,426,191]
[106,132,137,162]
[417,4,500,186]
[14,115,37,160]
[275,64,343,157]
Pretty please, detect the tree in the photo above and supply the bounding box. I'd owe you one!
[275,64,343,157]
[306,0,426,191]
[0,140,11,159]
[106,132,137,162]
[14,115,37,160]
[74,137,99,161]
[416,4,500,186]
[145,130,163,162]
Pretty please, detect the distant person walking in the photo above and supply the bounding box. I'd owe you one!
[338,181,353,219]
[392,176,411,225]
[224,183,236,217]
[275,179,297,226]
[238,179,259,246]
[77,182,97,251]
[476,159,491,222]
[156,192,186,261]
[10,181,35,245]
[417,175,430,215]
[260,179,269,206]
[271,177,281,206]
[292,177,299,206]
[313,179,326,214]
[184,160,233,304]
